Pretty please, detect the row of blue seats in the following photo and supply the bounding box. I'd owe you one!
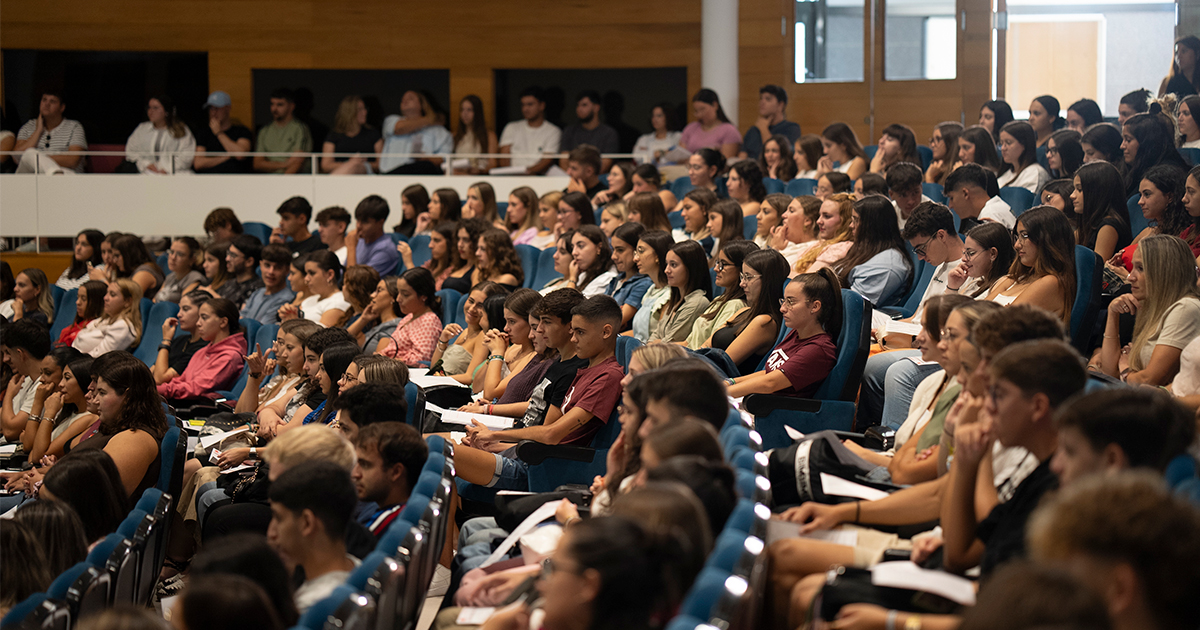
[292,435,456,630]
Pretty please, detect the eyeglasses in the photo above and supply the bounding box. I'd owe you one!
[740,273,761,282]
[779,297,806,309]
[911,237,934,258]
[1045,146,1058,156]
[714,260,731,271]
[962,248,980,259]
[1013,231,1032,243]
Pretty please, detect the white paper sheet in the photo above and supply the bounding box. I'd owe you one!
[765,519,859,546]
[819,472,890,501]
[426,403,514,430]
[198,426,249,449]
[456,607,496,625]
[481,501,559,567]
[871,561,977,605]
[887,320,923,336]
[411,373,471,389]
[488,165,530,175]
[219,463,254,475]
[0,444,19,456]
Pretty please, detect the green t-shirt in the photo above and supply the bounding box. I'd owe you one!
[256,119,313,167]
[915,382,962,451]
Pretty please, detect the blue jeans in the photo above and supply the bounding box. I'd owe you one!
[456,453,530,504]
[861,350,940,430]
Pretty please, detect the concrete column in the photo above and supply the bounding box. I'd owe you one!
[702,0,740,124]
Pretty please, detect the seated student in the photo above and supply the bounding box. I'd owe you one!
[474,228,524,288]
[0,320,48,441]
[1046,128,1083,179]
[230,320,316,425]
[697,248,790,376]
[1039,178,1074,212]
[814,171,852,200]
[218,234,265,308]
[316,206,351,264]
[346,195,401,277]
[538,230,576,296]
[472,289,541,401]
[996,120,1053,193]
[1029,473,1200,630]
[332,379,408,442]
[832,195,914,308]
[110,233,163,300]
[983,206,1077,321]
[562,225,617,297]
[925,121,963,185]
[1096,235,1200,385]
[673,89,742,159]
[944,163,1016,231]
[379,90,453,175]
[556,191,596,235]
[56,280,107,348]
[1081,121,1125,167]
[203,207,243,245]
[1112,165,1190,274]
[348,275,400,352]
[946,222,1016,298]
[854,172,887,197]
[278,250,350,327]
[505,186,543,246]
[240,243,296,326]
[456,302,556,420]
[686,240,754,349]
[957,124,1004,174]
[155,237,204,304]
[40,449,131,545]
[869,123,920,175]
[706,199,746,252]
[793,193,854,276]
[626,189,673,235]
[320,95,383,175]
[11,500,88,584]
[352,422,427,538]
[771,194,818,265]
[23,353,96,462]
[16,346,75,452]
[1,268,53,327]
[186,533,299,627]
[267,461,360,614]
[753,193,789,249]
[605,222,653,330]
[886,162,931,230]
[55,229,104,292]
[627,164,680,217]
[727,159,767,217]
[122,95,195,173]
[675,149,727,213]
[430,281,507,381]
[1072,162,1133,260]
[173,574,285,630]
[465,294,510,395]
[628,230,673,342]
[597,198,628,238]
[295,341,358,429]
[594,163,634,213]
[339,265,381,330]
[792,133,823,181]
[673,187,719,253]
[442,218,489,294]
[816,122,869,182]
[87,231,122,283]
[0,520,53,615]
[454,293,622,495]
[727,267,840,398]
[1122,103,1188,197]
[427,188,463,231]
[72,279,143,357]
[398,221,457,291]
[184,242,230,296]
[649,240,712,342]
[760,136,800,185]
[563,145,607,200]
[257,327,353,438]
[152,290,210,385]
[157,298,247,402]
[270,197,326,256]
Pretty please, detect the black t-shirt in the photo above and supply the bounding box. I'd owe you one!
[325,128,382,162]
[169,335,209,375]
[193,124,254,174]
[288,234,327,256]
[218,275,265,308]
[520,356,588,428]
[1084,215,1133,254]
[976,459,1058,576]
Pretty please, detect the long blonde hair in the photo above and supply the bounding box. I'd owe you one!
[104,279,144,343]
[1129,235,1200,371]
[794,193,853,274]
[332,95,365,135]
[18,268,54,323]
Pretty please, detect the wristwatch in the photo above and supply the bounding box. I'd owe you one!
[249,447,257,458]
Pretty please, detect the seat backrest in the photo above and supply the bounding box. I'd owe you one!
[532,246,561,290]
[157,423,184,498]
[1126,193,1149,237]
[863,145,878,160]
[374,518,415,559]
[104,537,140,606]
[242,222,273,245]
[347,551,389,591]
[514,244,541,289]
[405,381,423,427]
[50,288,79,341]
[425,434,446,455]
[668,210,686,230]
[396,527,430,628]
[50,284,66,314]
[1070,245,1104,353]
[922,182,946,204]
[253,322,279,356]
[412,471,440,499]
[1,592,49,629]
[616,335,643,371]
[133,301,181,366]
[1036,144,1050,171]
[895,260,934,318]
[785,178,818,197]
[454,292,469,327]
[435,289,462,325]
[742,214,758,240]
[762,178,785,195]
[998,187,1036,217]
[396,494,432,533]
[917,145,933,170]
[366,553,407,630]
[1181,147,1200,167]
[296,584,360,629]
[812,290,872,402]
[239,318,262,351]
[64,564,111,621]
[670,175,695,199]
[681,567,733,621]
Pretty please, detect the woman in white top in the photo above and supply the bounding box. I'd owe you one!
[996,121,1051,193]
[634,103,683,165]
[567,226,619,297]
[983,206,1076,321]
[1096,234,1200,386]
[816,123,868,182]
[452,95,498,175]
[278,250,350,327]
[753,193,789,250]
[73,279,143,356]
[1177,95,1200,149]
[55,230,105,291]
[22,350,97,462]
[793,134,823,181]
[627,230,673,342]
[505,186,542,246]
[123,96,195,173]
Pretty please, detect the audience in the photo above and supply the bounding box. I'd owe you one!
[1028,94,1063,147]
[885,161,928,229]
[376,267,442,366]
[1123,103,1189,196]
[944,163,1016,231]
[628,229,673,342]
[605,222,652,328]
[3,267,54,327]
[869,123,920,175]
[677,88,742,159]
[157,297,246,401]
[793,133,823,180]
[794,193,854,276]
[1082,122,1125,166]
[568,225,617,297]
[817,122,868,181]
[1065,97,1104,132]
[1072,161,1133,260]
[925,121,963,185]
[686,240,753,349]
[498,86,561,175]
[352,422,427,537]
[56,280,106,348]
[559,91,619,171]
[505,185,543,245]
[122,95,195,174]
[346,195,401,276]
[633,102,683,166]
[760,134,799,182]
[706,199,745,250]
[996,120,1052,192]
[13,90,88,174]
[1046,128,1083,179]
[453,94,498,174]
[11,499,89,578]
[0,520,54,615]
[155,237,204,304]
[1178,94,1200,148]
[650,240,712,342]
[110,233,163,298]
[320,95,382,175]
[393,185,428,237]
[979,99,1015,143]
[279,250,350,327]
[378,90,452,174]
[464,181,501,225]
[727,159,767,216]
[71,279,143,356]
[253,88,312,174]
[958,125,1003,173]
[1160,35,1200,97]
[151,290,210,385]
[193,90,254,174]
[983,206,1076,320]
[241,243,296,325]
[55,229,105,291]
[270,196,325,255]
[697,247,790,376]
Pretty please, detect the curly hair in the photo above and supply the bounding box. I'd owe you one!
[477,228,525,286]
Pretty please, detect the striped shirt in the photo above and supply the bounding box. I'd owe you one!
[17,118,89,173]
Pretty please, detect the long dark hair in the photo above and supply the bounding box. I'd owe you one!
[1074,162,1131,249]
[401,267,442,318]
[394,184,430,235]
[961,126,1003,173]
[833,196,913,293]
[701,240,756,320]
[316,342,359,424]
[480,293,508,334]
[795,267,843,341]
[42,448,131,540]
[730,160,767,202]
[12,500,88,577]
[62,355,96,418]
[1167,35,1200,90]
[478,228,524,286]
[760,134,798,182]
[728,248,789,335]
[1142,164,1191,238]
[1009,206,1077,319]
[982,100,1015,143]
[1032,95,1064,131]
[306,249,344,288]
[45,347,84,418]
[1049,129,1083,178]
[68,229,105,280]
[1124,104,1188,194]
[881,123,921,167]
[190,533,299,626]
[454,94,489,149]
[821,123,868,162]
[1082,123,1125,168]
[664,240,713,317]
[432,188,462,223]
[638,230,674,286]
[203,297,244,337]
[964,222,1016,298]
[205,242,231,290]
[430,221,461,277]
[75,280,107,324]
[574,225,614,290]
[612,222,647,278]
[692,88,731,123]
[1068,99,1104,128]
[708,199,745,245]
[998,121,1039,176]
[112,233,155,277]
[93,351,167,440]
[560,191,596,226]
[627,192,672,233]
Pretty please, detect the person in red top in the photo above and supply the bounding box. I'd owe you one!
[157,298,248,402]
[728,267,840,398]
[56,280,106,348]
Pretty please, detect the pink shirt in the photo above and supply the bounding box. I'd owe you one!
[680,121,742,152]
[380,311,443,366]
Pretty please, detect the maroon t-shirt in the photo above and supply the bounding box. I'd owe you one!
[763,331,837,397]
[558,356,624,446]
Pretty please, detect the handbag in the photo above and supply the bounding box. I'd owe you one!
[813,566,964,622]
[769,430,901,507]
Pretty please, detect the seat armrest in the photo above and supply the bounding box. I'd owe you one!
[743,394,823,415]
[514,440,596,465]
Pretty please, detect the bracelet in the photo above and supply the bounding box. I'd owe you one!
[487,404,493,414]
[249,372,263,380]
[725,377,736,386]
[1103,334,1119,339]
[28,414,42,423]
[249,447,257,457]
[159,343,172,351]
[488,354,504,362]
[886,610,899,630]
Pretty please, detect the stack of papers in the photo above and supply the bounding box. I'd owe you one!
[426,403,514,430]
[410,373,470,389]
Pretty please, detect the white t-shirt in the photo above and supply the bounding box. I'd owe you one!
[1183,139,1200,149]
[301,291,352,324]
[293,555,360,614]
[579,268,620,298]
[72,319,137,356]
[633,131,683,164]
[893,195,933,231]
[331,246,348,266]
[498,120,562,168]
[911,259,962,322]
[997,164,1051,194]
[980,196,1016,230]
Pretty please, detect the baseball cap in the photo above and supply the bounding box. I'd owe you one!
[204,91,232,109]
